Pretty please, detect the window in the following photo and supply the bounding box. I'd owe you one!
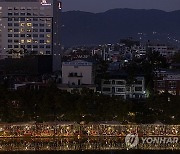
[14,45,19,48]
[46,34,51,38]
[33,29,38,32]
[20,45,25,48]
[27,23,32,26]
[135,80,143,85]
[26,18,31,21]
[33,23,38,27]
[8,18,12,21]
[20,18,25,21]
[20,12,25,16]
[14,34,19,37]
[27,7,32,10]
[27,45,31,48]
[46,23,51,27]
[40,29,44,32]
[135,87,143,91]
[21,23,25,27]
[39,45,44,48]
[33,18,38,21]
[33,45,38,48]
[14,23,19,26]
[46,40,51,43]
[8,39,12,43]
[27,13,31,16]
[8,23,13,26]
[40,23,44,27]
[116,81,125,85]
[157,81,165,87]
[46,45,51,48]
[116,88,124,92]
[103,80,111,84]
[40,40,44,43]
[20,34,25,37]
[27,29,31,32]
[14,29,19,32]
[21,40,25,43]
[46,51,51,54]
[103,87,111,92]
[8,7,13,10]
[46,29,51,32]
[14,7,19,10]
[14,18,19,21]
[8,45,12,48]
[40,34,44,37]
[27,39,32,43]
[33,34,38,37]
[8,12,13,16]
[8,34,12,37]
[21,28,25,32]
[33,40,38,43]
[27,34,31,37]
[14,12,19,16]
[20,7,25,10]
[168,81,176,88]
[14,40,19,43]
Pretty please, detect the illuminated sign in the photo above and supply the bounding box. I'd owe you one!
[41,0,52,6]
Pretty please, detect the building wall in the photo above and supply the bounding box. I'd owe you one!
[154,73,180,95]
[62,60,94,85]
[101,77,146,99]
[0,0,61,71]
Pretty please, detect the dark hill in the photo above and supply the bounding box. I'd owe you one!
[61,9,180,46]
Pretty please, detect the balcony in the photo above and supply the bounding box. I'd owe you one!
[68,73,83,78]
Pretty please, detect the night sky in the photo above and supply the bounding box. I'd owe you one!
[61,0,180,13]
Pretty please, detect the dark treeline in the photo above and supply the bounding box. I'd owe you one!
[0,85,180,124]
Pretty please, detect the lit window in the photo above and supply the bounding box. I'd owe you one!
[21,28,25,32]
[27,29,31,32]
[21,23,25,27]
[46,34,51,38]
[8,7,13,10]
[46,40,51,43]
[27,39,31,43]
[21,40,25,43]
[27,23,32,26]
[8,28,13,32]
[46,23,51,27]
[20,7,25,10]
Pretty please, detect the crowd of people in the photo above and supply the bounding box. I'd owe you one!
[0,122,179,138]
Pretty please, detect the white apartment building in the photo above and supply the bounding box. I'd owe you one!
[0,0,62,71]
[59,60,96,92]
[62,60,95,86]
[101,77,146,99]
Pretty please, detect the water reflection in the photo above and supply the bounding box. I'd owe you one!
[0,137,180,151]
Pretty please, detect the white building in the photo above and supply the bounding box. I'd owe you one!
[0,0,62,71]
[59,60,96,92]
[62,60,94,85]
[101,77,146,99]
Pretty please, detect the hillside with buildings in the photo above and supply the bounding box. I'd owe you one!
[61,9,180,46]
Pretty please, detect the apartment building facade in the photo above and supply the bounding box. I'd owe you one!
[0,0,62,71]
